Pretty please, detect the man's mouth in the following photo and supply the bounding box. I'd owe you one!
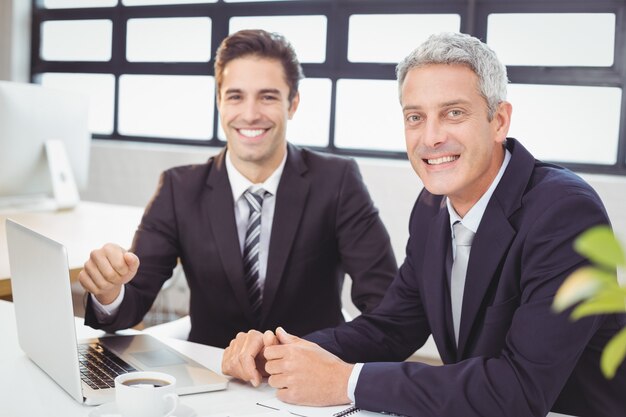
[425,155,459,165]
[238,128,267,138]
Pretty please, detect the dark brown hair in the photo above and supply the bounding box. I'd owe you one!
[214,29,304,103]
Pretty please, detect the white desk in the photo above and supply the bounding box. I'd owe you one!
[0,299,277,417]
[0,201,144,297]
[0,300,575,417]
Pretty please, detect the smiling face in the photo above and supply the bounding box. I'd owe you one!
[401,63,512,217]
[218,56,299,182]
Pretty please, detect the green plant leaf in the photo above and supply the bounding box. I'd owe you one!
[574,226,626,269]
[571,289,626,320]
[552,267,618,313]
[601,326,626,379]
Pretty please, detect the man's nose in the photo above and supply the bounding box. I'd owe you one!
[241,99,262,122]
[422,118,446,148]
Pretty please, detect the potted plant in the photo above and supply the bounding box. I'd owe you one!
[552,225,626,378]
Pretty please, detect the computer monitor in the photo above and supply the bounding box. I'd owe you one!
[0,81,91,211]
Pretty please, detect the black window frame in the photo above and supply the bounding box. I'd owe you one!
[31,0,626,174]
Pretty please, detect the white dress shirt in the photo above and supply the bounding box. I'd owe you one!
[346,147,511,402]
[91,149,287,321]
[226,149,286,292]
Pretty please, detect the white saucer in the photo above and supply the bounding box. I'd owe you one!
[89,402,197,417]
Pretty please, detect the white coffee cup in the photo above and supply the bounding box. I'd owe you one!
[114,371,179,417]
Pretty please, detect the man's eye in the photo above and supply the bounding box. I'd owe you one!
[449,109,463,117]
[406,115,420,122]
[262,95,278,101]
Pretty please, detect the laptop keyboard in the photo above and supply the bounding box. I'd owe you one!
[78,342,137,390]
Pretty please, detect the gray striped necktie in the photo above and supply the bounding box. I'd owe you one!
[451,221,475,346]
[242,189,266,322]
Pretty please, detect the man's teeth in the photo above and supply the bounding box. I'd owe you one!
[427,155,459,165]
[239,129,265,138]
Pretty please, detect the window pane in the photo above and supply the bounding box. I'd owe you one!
[119,75,214,140]
[44,0,117,7]
[217,78,331,147]
[335,79,404,152]
[40,73,115,135]
[41,20,112,61]
[127,17,212,62]
[229,16,327,63]
[288,78,332,147]
[507,84,621,164]
[122,0,215,5]
[348,14,461,63]
[487,14,615,67]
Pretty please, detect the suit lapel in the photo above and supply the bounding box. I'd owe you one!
[456,138,534,357]
[456,202,515,357]
[261,144,310,322]
[421,201,458,363]
[205,149,255,323]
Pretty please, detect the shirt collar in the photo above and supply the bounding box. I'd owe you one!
[447,146,511,234]
[225,148,287,202]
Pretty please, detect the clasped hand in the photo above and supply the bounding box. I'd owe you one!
[222,327,353,406]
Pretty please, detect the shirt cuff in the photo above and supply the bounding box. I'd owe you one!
[90,285,125,323]
[347,362,364,403]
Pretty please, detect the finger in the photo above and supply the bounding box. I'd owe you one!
[263,343,286,361]
[124,252,140,276]
[276,327,299,344]
[276,387,297,405]
[89,251,123,286]
[264,356,283,375]
[82,258,113,292]
[78,264,122,305]
[268,373,288,390]
[77,269,100,295]
[263,330,278,347]
[101,244,132,279]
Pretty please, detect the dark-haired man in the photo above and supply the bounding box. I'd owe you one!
[78,29,397,349]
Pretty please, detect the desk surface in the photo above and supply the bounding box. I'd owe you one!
[0,201,144,296]
[0,299,276,417]
[0,300,575,417]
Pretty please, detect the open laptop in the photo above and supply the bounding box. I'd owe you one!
[5,219,228,405]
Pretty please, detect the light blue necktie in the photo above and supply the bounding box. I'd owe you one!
[451,221,475,346]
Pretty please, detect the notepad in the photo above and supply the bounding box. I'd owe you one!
[257,397,389,417]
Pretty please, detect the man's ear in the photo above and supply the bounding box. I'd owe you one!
[288,91,300,120]
[493,101,512,144]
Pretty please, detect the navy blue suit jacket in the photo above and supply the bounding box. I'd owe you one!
[85,144,397,348]
[308,139,626,417]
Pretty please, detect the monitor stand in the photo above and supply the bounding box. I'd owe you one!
[45,139,80,210]
[0,140,80,214]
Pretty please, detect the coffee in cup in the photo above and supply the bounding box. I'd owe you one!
[114,371,179,417]
[121,378,170,388]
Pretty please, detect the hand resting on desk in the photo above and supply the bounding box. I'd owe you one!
[222,327,353,407]
[222,329,277,387]
[77,243,139,305]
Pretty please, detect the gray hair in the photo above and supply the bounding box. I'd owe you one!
[396,32,508,120]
